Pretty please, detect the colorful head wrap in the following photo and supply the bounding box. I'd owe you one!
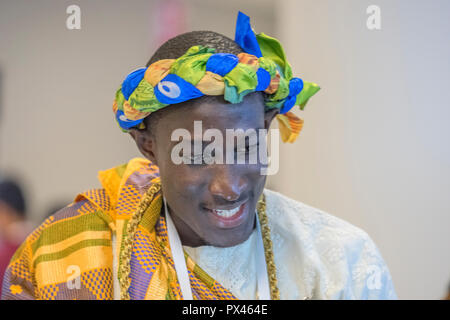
[113,11,320,143]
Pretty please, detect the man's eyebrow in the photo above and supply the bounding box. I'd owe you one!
[234,140,259,149]
[168,138,214,149]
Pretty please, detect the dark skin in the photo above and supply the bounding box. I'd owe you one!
[130,93,278,248]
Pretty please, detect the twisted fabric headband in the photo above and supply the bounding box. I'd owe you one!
[113,11,320,143]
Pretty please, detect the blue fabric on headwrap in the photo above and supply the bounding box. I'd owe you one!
[234,11,262,58]
[206,53,239,77]
[280,77,304,114]
[154,73,205,104]
[115,110,143,130]
[121,68,146,100]
[255,68,271,91]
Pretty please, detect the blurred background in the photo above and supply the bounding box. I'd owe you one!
[0,0,449,299]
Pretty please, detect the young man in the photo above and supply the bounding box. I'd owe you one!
[1,12,396,300]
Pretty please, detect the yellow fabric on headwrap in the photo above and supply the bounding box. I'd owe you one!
[276,112,304,143]
[144,59,174,87]
[195,71,225,95]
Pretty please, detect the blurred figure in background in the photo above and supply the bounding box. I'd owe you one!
[0,178,31,296]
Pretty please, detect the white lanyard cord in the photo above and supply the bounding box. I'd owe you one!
[255,213,271,300]
[164,197,194,300]
[163,197,271,300]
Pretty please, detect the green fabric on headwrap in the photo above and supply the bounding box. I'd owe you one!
[257,32,320,111]
[297,81,321,110]
[115,88,125,111]
[169,46,215,85]
[258,57,278,78]
[256,32,293,79]
[129,79,168,112]
[223,63,258,95]
[268,73,290,101]
[223,81,255,104]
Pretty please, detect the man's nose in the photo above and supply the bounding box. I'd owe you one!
[208,165,247,202]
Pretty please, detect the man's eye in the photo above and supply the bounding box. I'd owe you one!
[236,143,259,153]
[190,154,203,161]
[183,154,206,165]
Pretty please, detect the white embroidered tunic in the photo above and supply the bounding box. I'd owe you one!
[184,189,397,300]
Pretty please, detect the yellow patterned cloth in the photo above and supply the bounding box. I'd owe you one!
[1,158,237,300]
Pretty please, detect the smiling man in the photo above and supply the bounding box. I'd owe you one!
[1,12,396,300]
[146,94,271,248]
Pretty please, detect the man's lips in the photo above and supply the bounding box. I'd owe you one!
[203,200,249,229]
[203,199,248,212]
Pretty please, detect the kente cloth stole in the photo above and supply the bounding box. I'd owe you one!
[79,158,237,300]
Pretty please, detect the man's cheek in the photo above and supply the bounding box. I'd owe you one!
[240,164,265,180]
[165,166,204,192]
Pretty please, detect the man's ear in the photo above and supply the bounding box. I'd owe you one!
[129,129,158,165]
[264,108,279,129]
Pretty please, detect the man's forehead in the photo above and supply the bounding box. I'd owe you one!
[158,97,265,132]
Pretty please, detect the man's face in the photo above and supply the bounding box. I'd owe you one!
[136,94,275,247]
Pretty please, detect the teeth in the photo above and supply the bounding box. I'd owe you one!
[214,205,241,218]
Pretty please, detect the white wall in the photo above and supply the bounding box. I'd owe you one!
[273,0,450,299]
